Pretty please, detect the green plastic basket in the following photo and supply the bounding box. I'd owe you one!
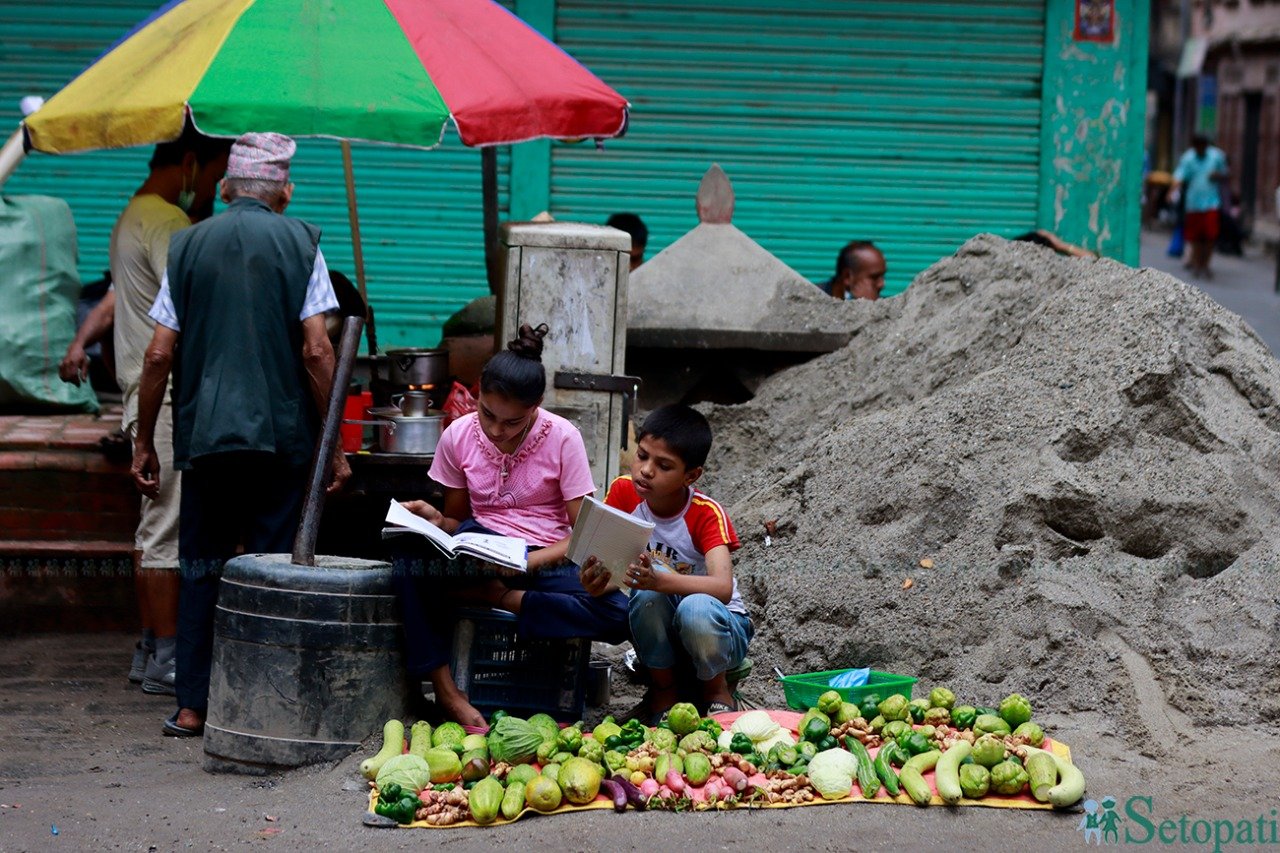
[778,668,917,711]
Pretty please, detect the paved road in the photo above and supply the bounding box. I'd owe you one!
[1139,229,1280,355]
[4,633,1279,852]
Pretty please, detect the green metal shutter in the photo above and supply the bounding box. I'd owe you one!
[0,0,506,348]
[550,0,1045,296]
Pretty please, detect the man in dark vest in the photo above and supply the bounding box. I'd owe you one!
[130,132,351,738]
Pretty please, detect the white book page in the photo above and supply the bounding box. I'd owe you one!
[453,532,528,572]
[385,500,527,571]
[385,499,457,553]
[567,496,654,594]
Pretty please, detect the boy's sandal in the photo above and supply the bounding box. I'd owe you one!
[705,700,737,716]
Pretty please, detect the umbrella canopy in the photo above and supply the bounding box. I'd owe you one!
[22,0,629,154]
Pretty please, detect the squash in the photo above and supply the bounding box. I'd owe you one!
[360,719,405,781]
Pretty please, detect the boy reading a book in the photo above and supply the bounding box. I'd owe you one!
[582,405,750,718]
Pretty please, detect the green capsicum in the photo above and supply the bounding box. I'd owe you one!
[897,730,933,756]
[950,706,978,730]
[619,719,647,747]
[802,715,831,743]
[698,717,724,739]
[374,786,419,825]
[729,733,755,755]
[817,734,838,752]
[488,709,508,727]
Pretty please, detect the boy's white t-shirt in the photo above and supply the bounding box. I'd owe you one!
[603,476,746,615]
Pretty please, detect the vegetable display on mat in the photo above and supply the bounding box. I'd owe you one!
[358,689,1084,828]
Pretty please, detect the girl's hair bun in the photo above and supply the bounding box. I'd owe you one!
[507,323,549,361]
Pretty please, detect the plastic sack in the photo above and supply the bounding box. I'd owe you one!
[828,668,870,689]
[441,380,477,427]
[0,195,97,412]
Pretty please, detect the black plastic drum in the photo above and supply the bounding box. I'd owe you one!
[203,553,409,774]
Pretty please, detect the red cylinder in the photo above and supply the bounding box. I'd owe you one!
[341,390,373,452]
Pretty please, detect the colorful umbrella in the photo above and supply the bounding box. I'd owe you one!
[20,0,629,154]
[0,0,630,308]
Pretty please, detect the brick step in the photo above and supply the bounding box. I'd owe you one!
[0,539,134,559]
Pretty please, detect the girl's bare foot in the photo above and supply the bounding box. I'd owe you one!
[429,664,486,727]
[437,691,486,727]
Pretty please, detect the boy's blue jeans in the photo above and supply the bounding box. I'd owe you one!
[628,591,752,682]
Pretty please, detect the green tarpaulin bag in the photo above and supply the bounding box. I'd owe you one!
[0,194,97,412]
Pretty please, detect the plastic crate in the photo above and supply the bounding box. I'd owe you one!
[779,668,916,711]
[450,608,589,721]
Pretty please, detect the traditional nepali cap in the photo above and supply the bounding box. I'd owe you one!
[226,132,296,181]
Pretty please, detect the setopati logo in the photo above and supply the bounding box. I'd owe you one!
[1077,795,1280,851]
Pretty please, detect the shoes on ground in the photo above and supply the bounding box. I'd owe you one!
[141,643,176,696]
[128,641,148,684]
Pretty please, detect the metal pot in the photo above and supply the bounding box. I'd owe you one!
[353,407,444,454]
[385,348,449,389]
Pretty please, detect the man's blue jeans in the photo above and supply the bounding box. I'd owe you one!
[628,591,752,681]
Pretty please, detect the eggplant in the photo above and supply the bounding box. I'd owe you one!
[610,774,648,811]
[598,779,628,813]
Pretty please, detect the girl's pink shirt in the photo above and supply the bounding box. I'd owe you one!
[428,408,596,546]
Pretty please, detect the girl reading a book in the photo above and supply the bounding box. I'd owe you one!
[394,323,628,726]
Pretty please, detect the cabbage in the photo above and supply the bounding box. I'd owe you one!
[375,753,432,793]
[718,730,735,751]
[754,730,797,754]
[488,716,543,765]
[527,713,560,743]
[730,710,780,742]
[807,748,858,800]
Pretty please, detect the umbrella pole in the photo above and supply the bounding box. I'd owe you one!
[0,129,27,190]
[482,146,500,295]
[340,141,370,313]
[340,141,378,369]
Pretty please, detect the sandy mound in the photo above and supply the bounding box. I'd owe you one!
[699,234,1280,731]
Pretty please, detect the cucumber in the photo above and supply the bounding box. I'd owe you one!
[1021,746,1085,808]
[843,736,880,799]
[935,741,971,805]
[873,744,901,796]
[360,719,405,781]
[898,749,941,806]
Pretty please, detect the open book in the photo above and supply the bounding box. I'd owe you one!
[383,500,528,572]
[566,496,655,595]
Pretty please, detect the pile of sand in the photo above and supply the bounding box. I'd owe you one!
[699,234,1280,733]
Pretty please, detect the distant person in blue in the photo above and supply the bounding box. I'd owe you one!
[1172,134,1230,279]
[821,240,886,300]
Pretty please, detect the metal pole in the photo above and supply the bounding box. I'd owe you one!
[482,146,500,295]
[1172,0,1191,157]
[292,315,364,567]
[0,129,28,190]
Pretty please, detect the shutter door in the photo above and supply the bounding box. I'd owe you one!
[0,0,507,349]
[551,0,1045,296]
